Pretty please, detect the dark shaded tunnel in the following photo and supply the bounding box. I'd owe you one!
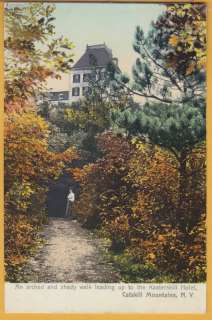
[47,173,78,217]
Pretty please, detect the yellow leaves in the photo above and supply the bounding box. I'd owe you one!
[147,253,156,261]
[183,4,192,10]
[71,130,206,281]
[169,35,179,47]
[197,55,206,69]
[158,234,165,242]
[56,146,79,164]
[5,3,75,111]
[5,109,79,275]
[71,167,87,183]
[5,111,76,196]
[131,137,138,145]
[176,9,185,17]
[186,62,196,75]
[4,213,41,276]
[9,255,26,266]
[186,35,194,46]
[164,4,206,76]
[21,184,33,197]
[66,108,89,129]
[131,137,149,153]
[71,164,95,184]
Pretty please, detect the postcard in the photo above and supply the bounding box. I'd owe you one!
[3,0,208,315]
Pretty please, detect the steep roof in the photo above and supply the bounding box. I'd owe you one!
[73,44,115,69]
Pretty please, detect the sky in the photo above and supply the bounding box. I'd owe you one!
[45,3,165,91]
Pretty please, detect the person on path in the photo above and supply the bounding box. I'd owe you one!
[65,188,75,217]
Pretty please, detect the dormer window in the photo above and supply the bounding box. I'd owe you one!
[89,53,97,66]
[73,74,80,83]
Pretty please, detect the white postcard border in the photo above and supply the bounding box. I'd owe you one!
[5,282,206,314]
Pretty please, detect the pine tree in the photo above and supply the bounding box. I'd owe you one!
[112,102,206,228]
[112,4,206,106]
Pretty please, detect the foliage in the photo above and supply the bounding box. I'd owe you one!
[104,251,172,283]
[113,4,206,105]
[83,62,135,109]
[4,213,45,282]
[47,123,70,152]
[125,139,206,281]
[5,3,74,112]
[112,102,205,152]
[56,61,138,159]
[4,112,78,198]
[4,2,206,284]
[164,4,206,75]
[112,102,206,229]
[4,2,78,281]
[72,132,206,282]
[72,133,134,229]
[64,99,111,160]
[4,112,78,278]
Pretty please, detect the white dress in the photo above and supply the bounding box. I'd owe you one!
[65,192,75,216]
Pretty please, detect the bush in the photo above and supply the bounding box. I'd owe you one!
[73,132,206,282]
[4,112,78,279]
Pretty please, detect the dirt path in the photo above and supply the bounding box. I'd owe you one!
[21,217,120,282]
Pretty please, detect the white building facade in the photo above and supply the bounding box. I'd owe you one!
[69,44,119,102]
[70,68,95,103]
[42,44,120,105]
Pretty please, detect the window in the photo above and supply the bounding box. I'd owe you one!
[58,93,64,100]
[73,74,80,83]
[89,53,97,66]
[72,87,80,96]
[82,86,91,96]
[83,73,91,82]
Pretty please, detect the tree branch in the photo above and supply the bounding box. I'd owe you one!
[115,77,182,104]
[169,147,181,163]
[142,45,183,93]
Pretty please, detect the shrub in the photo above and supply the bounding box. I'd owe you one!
[73,132,206,282]
[4,112,78,279]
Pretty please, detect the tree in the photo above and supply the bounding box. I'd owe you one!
[84,62,135,109]
[4,3,77,280]
[47,123,70,153]
[4,112,78,213]
[65,100,111,160]
[4,3,74,112]
[64,62,138,160]
[112,102,206,229]
[113,3,206,105]
[4,112,78,278]
[72,132,135,233]
[163,4,206,75]
[72,131,206,281]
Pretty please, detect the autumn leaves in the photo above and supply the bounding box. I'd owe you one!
[4,3,207,282]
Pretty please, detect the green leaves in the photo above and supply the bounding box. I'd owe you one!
[112,102,205,154]
[123,4,206,104]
